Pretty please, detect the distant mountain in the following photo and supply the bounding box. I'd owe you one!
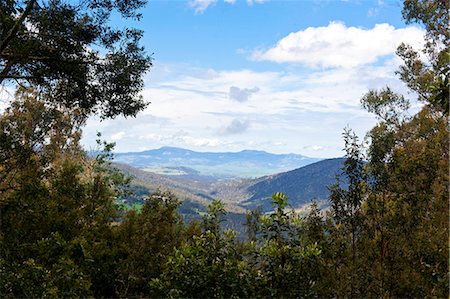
[113,146,320,178]
[113,158,346,233]
[240,158,345,212]
[113,156,346,216]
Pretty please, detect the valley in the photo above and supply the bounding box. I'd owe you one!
[113,147,345,217]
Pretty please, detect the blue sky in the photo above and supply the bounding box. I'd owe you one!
[139,0,405,69]
[82,0,425,158]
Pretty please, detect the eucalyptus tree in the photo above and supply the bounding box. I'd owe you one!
[356,0,449,296]
[0,0,152,119]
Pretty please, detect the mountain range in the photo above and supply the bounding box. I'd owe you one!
[113,147,345,214]
[113,146,321,178]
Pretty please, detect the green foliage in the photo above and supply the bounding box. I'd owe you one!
[152,195,326,298]
[402,0,449,47]
[0,1,448,298]
[317,129,367,297]
[246,194,327,298]
[324,1,449,296]
[330,128,366,225]
[0,91,118,297]
[360,106,449,297]
[151,229,257,298]
[151,200,257,298]
[340,1,450,296]
[202,200,226,235]
[0,0,151,119]
[1,232,91,297]
[113,191,191,297]
[361,87,410,125]
[396,0,449,116]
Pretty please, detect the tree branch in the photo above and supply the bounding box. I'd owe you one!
[0,74,35,80]
[0,0,37,54]
[1,53,100,65]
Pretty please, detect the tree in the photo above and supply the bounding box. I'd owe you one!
[0,1,152,296]
[0,89,122,297]
[328,128,367,298]
[251,193,323,298]
[0,0,151,119]
[113,191,192,297]
[151,200,258,298]
[355,0,449,296]
[397,0,449,115]
[360,105,448,297]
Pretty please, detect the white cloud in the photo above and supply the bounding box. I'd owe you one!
[224,0,236,4]
[138,132,229,147]
[181,136,225,147]
[229,86,260,102]
[82,53,413,158]
[110,132,125,141]
[252,22,425,68]
[303,145,326,151]
[189,0,217,14]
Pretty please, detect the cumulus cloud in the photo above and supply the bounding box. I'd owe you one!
[220,119,250,135]
[252,22,425,68]
[224,0,236,4]
[229,86,260,102]
[189,0,217,14]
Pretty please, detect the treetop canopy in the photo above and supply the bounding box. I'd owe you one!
[0,0,152,119]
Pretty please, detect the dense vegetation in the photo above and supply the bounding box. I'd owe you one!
[0,0,448,297]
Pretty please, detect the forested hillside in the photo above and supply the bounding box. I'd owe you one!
[242,158,345,211]
[114,158,344,213]
[0,0,448,298]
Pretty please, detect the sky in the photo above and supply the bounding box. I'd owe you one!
[82,0,425,158]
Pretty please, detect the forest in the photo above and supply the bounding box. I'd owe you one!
[0,0,448,297]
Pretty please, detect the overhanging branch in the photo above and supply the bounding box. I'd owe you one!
[0,74,35,80]
[1,53,102,65]
[0,0,37,54]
